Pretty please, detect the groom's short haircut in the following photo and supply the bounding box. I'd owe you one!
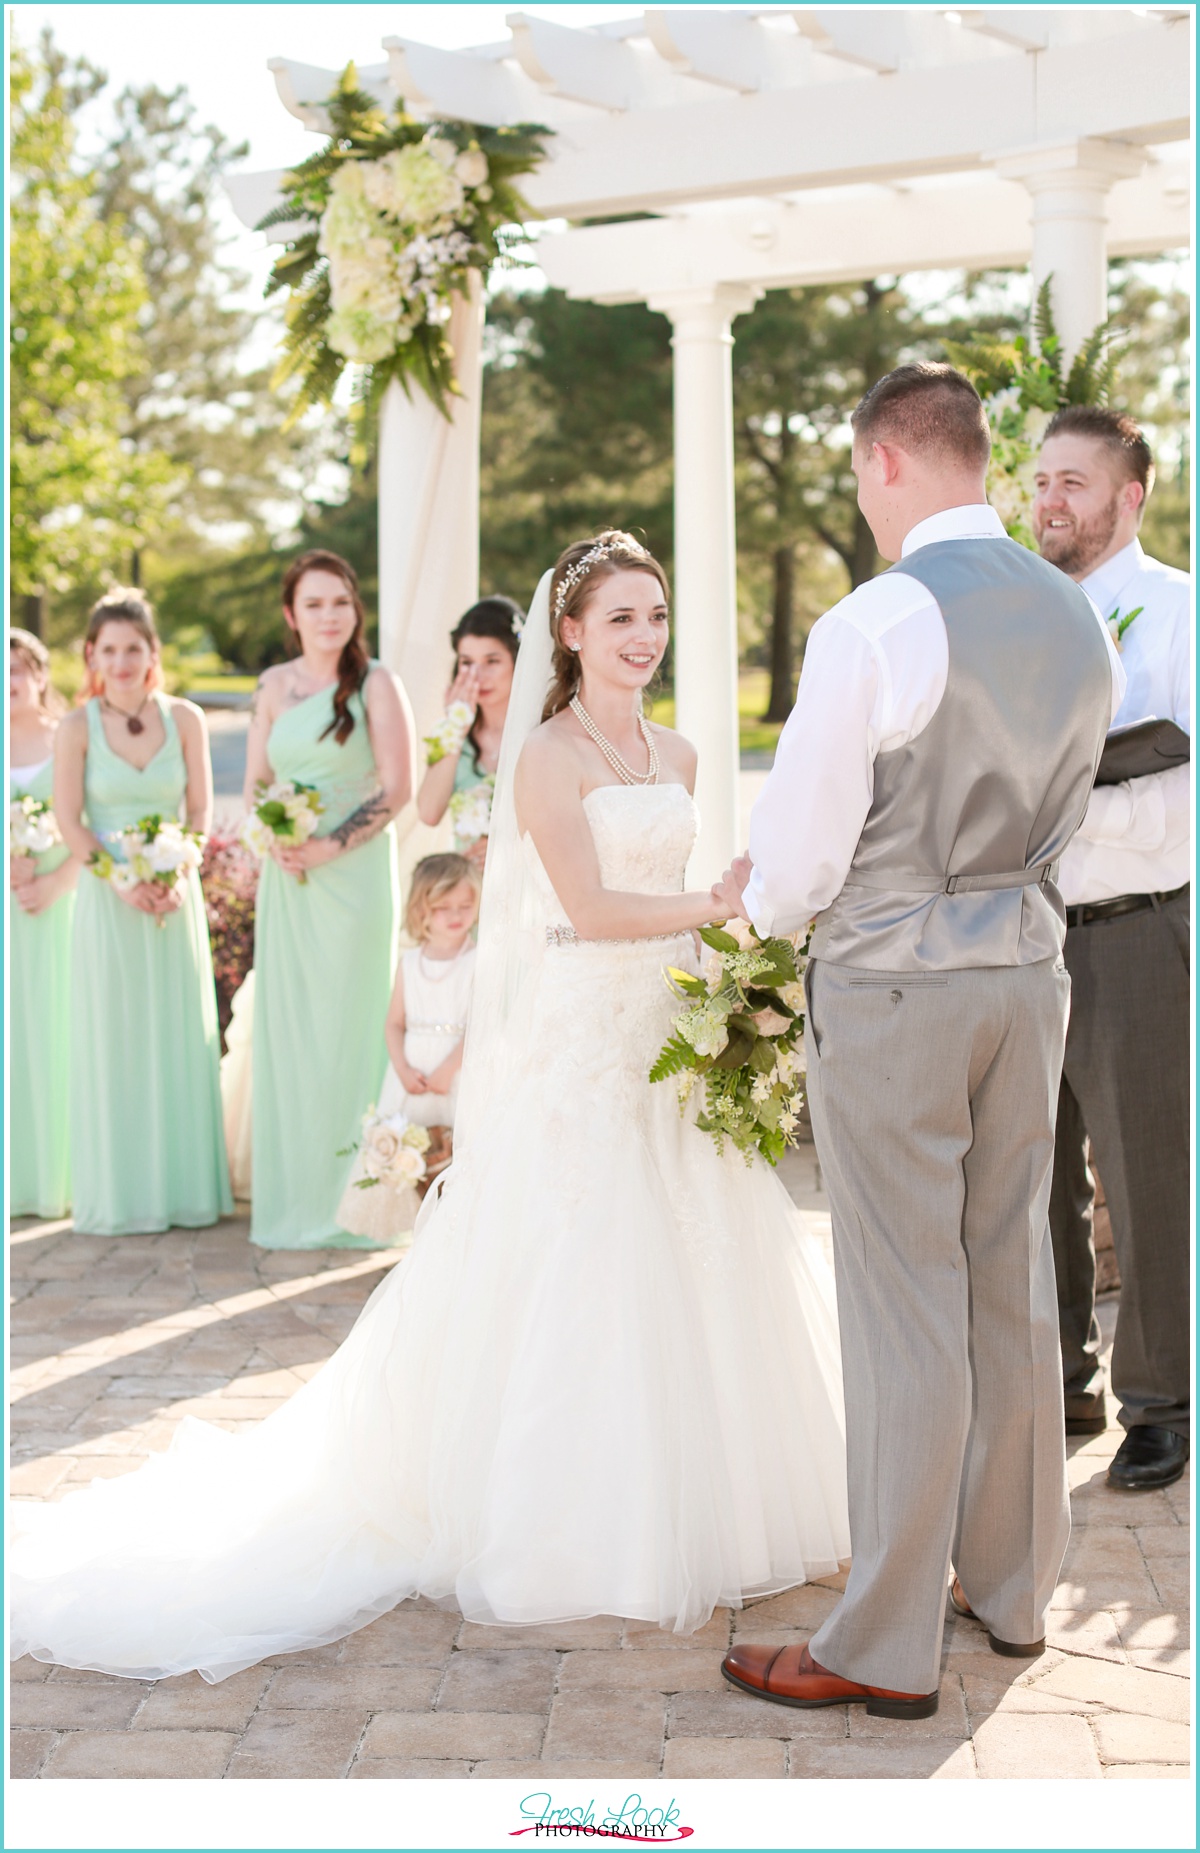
[852,363,990,470]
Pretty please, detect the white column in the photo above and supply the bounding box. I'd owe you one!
[377,274,484,735]
[995,139,1147,363]
[648,282,761,884]
[377,277,484,874]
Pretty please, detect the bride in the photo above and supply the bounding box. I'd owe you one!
[11,532,849,1683]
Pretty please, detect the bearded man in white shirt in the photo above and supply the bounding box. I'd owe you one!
[715,362,1124,1719]
[1033,407,1190,1492]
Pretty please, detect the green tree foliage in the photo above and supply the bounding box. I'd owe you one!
[91,80,326,569]
[9,33,179,609]
[480,288,674,611]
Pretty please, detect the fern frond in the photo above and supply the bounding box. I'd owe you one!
[650,1036,697,1084]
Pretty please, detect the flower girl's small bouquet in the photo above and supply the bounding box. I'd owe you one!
[91,813,205,926]
[650,920,811,1167]
[10,794,61,860]
[447,775,494,846]
[352,1107,432,1191]
[423,701,474,765]
[240,780,325,881]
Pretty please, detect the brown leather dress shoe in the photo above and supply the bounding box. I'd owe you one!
[721,1641,938,1720]
[949,1577,1045,1659]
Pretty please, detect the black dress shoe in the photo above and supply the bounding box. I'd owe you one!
[1107,1425,1190,1491]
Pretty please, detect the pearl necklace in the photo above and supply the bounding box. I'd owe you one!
[569,695,659,787]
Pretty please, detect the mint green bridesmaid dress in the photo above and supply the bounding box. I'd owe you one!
[10,755,74,1217]
[250,680,398,1249]
[70,698,232,1234]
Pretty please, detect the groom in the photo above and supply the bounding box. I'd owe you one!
[714,363,1124,1717]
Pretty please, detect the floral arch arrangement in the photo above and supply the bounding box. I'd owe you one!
[259,65,547,427]
[943,279,1120,548]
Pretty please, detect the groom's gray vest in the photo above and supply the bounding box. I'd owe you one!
[810,537,1112,971]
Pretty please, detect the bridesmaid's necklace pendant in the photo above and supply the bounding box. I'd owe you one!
[102,694,150,735]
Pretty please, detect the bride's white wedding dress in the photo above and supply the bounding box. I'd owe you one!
[11,782,849,1683]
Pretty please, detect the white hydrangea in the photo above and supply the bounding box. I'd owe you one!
[679,1002,730,1061]
[318,163,378,255]
[326,308,398,365]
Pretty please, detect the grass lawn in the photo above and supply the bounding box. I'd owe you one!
[184,673,259,695]
[649,670,784,758]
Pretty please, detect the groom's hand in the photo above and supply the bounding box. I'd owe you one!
[711,854,753,922]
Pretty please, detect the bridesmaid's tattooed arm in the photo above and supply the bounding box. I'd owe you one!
[330,790,390,852]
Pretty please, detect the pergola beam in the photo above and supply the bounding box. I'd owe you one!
[520,21,1186,216]
[536,158,1190,304]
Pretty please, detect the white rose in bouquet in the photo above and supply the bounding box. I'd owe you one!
[426,136,458,171]
[454,148,489,188]
[393,1146,426,1184]
[9,796,59,857]
[363,1121,403,1178]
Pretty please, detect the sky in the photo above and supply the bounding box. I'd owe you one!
[23,3,635,300]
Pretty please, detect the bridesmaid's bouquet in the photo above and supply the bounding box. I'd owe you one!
[423,701,474,765]
[91,813,205,926]
[10,794,61,859]
[650,920,810,1167]
[351,1108,432,1190]
[448,775,494,846]
[240,780,325,881]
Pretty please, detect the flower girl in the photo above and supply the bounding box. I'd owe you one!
[336,853,479,1245]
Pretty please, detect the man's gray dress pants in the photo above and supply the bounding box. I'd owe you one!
[805,956,1073,1697]
[1050,889,1191,1438]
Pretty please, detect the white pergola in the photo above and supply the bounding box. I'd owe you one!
[228,6,1192,877]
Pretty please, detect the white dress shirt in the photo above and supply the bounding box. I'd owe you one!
[744,504,1126,939]
[1057,538,1191,905]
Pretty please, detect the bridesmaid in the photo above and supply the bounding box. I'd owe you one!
[55,590,232,1234]
[10,630,78,1218]
[245,550,414,1249]
[416,597,522,865]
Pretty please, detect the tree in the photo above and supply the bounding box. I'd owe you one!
[735,276,1030,720]
[90,80,338,585]
[480,288,674,609]
[9,33,179,623]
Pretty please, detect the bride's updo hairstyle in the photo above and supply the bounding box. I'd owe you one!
[543,530,670,722]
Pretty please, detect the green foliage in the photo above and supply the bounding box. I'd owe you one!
[91,79,332,558]
[262,64,547,438]
[9,32,180,599]
[648,1035,698,1085]
[480,288,675,614]
[943,278,1119,417]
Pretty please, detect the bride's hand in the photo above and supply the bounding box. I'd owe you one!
[711,854,753,923]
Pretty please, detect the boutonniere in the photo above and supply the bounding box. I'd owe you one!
[1106,605,1144,652]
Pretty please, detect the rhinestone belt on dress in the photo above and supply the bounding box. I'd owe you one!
[546,924,683,948]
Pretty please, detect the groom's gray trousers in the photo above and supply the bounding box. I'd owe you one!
[804,954,1072,1697]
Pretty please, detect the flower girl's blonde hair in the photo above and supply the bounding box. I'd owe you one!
[405,853,480,942]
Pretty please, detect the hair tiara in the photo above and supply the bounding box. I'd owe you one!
[552,536,645,621]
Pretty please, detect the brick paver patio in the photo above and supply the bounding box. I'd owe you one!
[10,1148,1190,1780]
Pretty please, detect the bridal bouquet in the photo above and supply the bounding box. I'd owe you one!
[240,780,325,881]
[651,921,810,1167]
[352,1108,432,1191]
[91,814,204,925]
[10,794,61,859]
[423,701,475,765]
[448,775,494,846]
